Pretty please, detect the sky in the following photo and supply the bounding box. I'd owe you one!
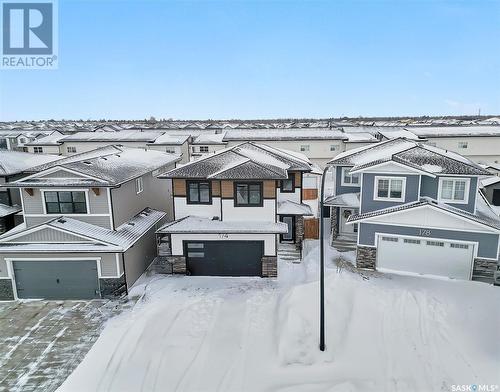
[0,0,499,121]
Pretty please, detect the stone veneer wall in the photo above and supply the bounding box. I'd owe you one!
[356,246,376,269]
[167,255,187,274]
[0,279,14,300]
[295,216,304,248]
[472,258,498,284]
[262,256,277,278]
[330,207,338,244]
[100,275,127,298]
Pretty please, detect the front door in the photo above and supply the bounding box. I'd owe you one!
[280,215,295,243]
[339,208,358,235]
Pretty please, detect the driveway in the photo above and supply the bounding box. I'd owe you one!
[0,299,132,392]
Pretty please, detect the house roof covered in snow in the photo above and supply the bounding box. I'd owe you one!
[161,142,314,180]
[8,146,181,188]
[0,150,61,177]
[324,192,360,208]
[146,133,189,145]
[157,216,288,234]
[407,126,500,138]
[376,128,422,140]
[61,130,165,142]
[328,138,490,176]
[0,208,165,252]
[0,203,21,218]
[192,133,227,145]
[223,128,347,141]
[24,131,65,146]
[481,176,500,188]
[277,201,313,216]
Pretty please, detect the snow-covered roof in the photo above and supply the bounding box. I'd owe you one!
[10,146,181,188]
[0,208,165,252]
[162,142,313,180]
[377,128,421,140]
[62,130,165,142]
[25,131,65,146]
[223,128,347,141]
[192,133,227,145]
[324,193,360,207]
[146,133,189,145]
[481,176,500,188]
[407,126,500,138]
[0,203,21,217]
[343,132,379,143]
[328,138,490,176]
[157,216,288,234]
[277,201,313,216]
[0,150,61,176]
[347,196,500,230]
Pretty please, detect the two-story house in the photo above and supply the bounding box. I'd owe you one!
[0,146,180,300]
[326,138,500,283]
[156,142,319,277]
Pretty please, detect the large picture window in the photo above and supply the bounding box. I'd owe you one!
[187,181,211,204]
[44,191,87,214]
[374,177,405,201]
[439,178,469,204]
[235,182,262,206]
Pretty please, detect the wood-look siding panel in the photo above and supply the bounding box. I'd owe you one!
[304,218,319,239]
[302,188,318,200]
[221,181,234,198]
[212,181,221,197]
[293,172,302,187]
[263,180,276,199]
[173,179,186,197]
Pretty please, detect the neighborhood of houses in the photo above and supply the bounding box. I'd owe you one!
[0,119,500,300]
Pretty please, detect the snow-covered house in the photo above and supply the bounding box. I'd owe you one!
[156,142,319,277]
[24,131,66,155]
[326,138,500,283]
[0,146,180,300]
[189,133,227,160]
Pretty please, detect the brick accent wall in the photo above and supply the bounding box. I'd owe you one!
[262,256,277,278]
[0,279,14,300]
[472,258,498,284]
[330,207,338,243]
[100,275,127,298]
[167,255,187,274]
[356,246,376,269]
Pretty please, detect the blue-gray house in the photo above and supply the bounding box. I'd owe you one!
[326,138,500,283]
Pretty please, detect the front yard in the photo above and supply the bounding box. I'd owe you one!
[57,241,500,392]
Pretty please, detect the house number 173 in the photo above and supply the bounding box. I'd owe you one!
[419,229,431,236]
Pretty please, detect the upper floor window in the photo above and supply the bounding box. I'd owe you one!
[280,174,295,193]
[136,177,144,194]
[438,178,469,204]
[330,144,339,152]
[19,138,26,144]
[33,147,43,154]
[235,182,262,207]
[199,146,209,153]
[187,180,211,204]
[44,191,87,214]
[165,148,176,154]
[458,141,468,149]
[374,176,405,201]
[300,145,310,152]
[341,167,360,186]
[67,146,77,153]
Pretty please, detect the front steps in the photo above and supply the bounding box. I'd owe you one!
[331,235,357,252]
[278,243,302,263]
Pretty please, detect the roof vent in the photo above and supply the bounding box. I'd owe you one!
[212,216,220,220]
[83,161,92,165]
[57,218,66,223]
[128,222,135,226]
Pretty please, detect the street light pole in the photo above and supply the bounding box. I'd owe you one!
[319,165,329,351]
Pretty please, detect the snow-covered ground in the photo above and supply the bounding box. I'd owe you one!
[59,241,500,392]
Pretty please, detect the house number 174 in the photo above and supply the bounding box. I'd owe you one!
[418,229,431,236]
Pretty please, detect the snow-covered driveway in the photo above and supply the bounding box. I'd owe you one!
[59,242,500,392]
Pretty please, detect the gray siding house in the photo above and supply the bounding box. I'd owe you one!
[326,138,500,283]
[0,146,180,300]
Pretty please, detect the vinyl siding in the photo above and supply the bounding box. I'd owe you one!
[25,215,112,229]
[123,225,158,287]
[335,166,361,195]
[420,176,477,213]
[9,227,89,243]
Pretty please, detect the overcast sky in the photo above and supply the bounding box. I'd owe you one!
[1,0,499,121]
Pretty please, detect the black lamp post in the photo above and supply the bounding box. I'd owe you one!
[319,165,329,351]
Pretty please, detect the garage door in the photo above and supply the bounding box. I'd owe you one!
[13,260,100,299]
[376,236,474,280]
[185,241,264,276]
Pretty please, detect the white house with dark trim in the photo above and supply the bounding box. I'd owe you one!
[156,142,319,277]
[326,138,500,283]
[0,146,180,300]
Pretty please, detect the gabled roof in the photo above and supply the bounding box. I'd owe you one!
[25,131,65,146]
[223,128,348,141]
[347,196,500,231]
[0,208,165,253]
[9,146,181,188]
[328,138,490,176]
[61,130,165,142]
[324,192,360,208]
[277,201,313,216]
[0,150,61,176]
[161,142,313,180]
[0,203,21,218]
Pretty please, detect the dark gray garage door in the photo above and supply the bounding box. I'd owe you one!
[13,260,100,300]
[185,241,264,276]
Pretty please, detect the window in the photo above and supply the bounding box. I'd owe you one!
[374,177,405,201]
[382,236,398,242]
[199,146,209,153]
[426,241,444,247]
[165,148,176,154]
[33,147,43,154]
[235,182,262,206]
[67,146,77,153]
[341,167,360,186]
[404,238,421,244]
[280,174,295,193]
[300,145,310,152]
[44,191,87,214]
[19,137,26,144]
[438,178,469,203]
[450,243,469,249]
[136,177,144,194]
[427,142,437,147]
[187,181,211,204]
[0,190,10,205]
[458,141,468,149]
[330,144,339,152]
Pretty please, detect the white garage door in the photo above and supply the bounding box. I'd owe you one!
[376,235,474,280]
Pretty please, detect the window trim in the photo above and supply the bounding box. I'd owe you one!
[234,181,263,207]
[136,177,144,194]
[340,167,360,187]
[300,145,310,152]
[199,146,209,153]
[437,177,470,205]
[33,146,43,154]
[42,190,89,215]
[330,144,339,152]
[280,173,295,193]
[186,180,212,205]
[67,146,77,153]
[458,141,468,149]
[373,176,406,202]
